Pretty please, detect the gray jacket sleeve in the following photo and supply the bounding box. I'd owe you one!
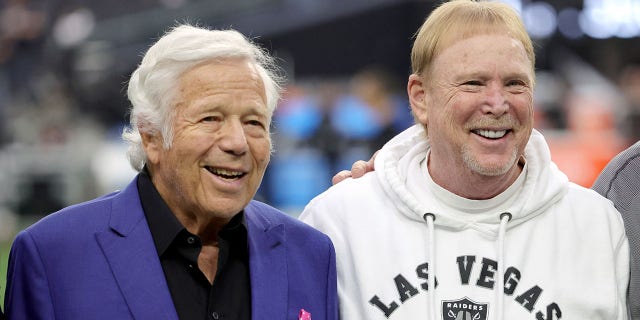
[593,141,640,319]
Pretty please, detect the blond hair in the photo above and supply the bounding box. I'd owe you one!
[411,0,535,81]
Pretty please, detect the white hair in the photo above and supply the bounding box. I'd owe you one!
[122,24,283,172]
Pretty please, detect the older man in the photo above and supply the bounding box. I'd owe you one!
[301,1,629,319]
[4,25,338,320]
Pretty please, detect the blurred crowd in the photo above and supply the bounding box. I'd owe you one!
[264,67,413,214]
[1,0,640,239]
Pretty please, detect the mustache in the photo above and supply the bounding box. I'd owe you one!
[464,114,519,129]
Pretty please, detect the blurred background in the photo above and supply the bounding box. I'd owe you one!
[1,0,640,305]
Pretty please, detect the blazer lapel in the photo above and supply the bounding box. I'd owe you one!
[96,178,178,320]
[246,202,288,319]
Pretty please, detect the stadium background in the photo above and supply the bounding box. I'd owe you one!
[1,0,640,305]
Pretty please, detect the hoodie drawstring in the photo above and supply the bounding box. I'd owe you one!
[423,212,512,320]
[496,212,512,320]
[423,213,436,320]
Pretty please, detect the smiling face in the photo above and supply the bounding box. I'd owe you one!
[142,59,271,223]
[408,33,534,198]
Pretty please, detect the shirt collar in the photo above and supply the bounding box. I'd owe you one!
[137,170,248,256]
[137,171,184,256]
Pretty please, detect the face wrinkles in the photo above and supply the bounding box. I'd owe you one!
[145,59,271,233]
[423,33,534,198]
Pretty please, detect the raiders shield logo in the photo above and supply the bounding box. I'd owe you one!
[442,297,488,320]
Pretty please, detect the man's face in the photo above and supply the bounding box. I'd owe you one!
[420,33,534,181]
[143,59,271,221]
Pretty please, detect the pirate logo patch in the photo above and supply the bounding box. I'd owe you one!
[442,297,488,320]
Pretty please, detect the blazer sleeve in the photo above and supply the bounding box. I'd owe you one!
[326,237,339,320]
[4,230,55,320]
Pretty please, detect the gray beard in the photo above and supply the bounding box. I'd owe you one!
[461,144,518,177]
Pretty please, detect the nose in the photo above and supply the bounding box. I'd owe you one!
[219,119,248,156]
[481,83,508,117]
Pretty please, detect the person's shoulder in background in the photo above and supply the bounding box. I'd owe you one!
[591,140,640,319]
[593,140,640,197]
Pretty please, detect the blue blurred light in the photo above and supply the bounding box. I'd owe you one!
[580,0,640,39]
[523,2,557,39]
[558,8,584,39]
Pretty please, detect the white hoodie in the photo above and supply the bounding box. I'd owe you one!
[300,125,629,320]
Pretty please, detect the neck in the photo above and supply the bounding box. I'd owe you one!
[428,155,524,200]
[174,212,232,245]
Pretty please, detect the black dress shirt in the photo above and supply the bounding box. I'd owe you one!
[137,172,251,320]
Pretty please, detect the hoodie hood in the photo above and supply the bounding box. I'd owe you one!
[375,125,569,236]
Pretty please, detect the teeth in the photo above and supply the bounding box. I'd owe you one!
[208,167,244,178]
[474,129,507,139]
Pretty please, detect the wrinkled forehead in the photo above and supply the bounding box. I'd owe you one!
[178,58,267,98]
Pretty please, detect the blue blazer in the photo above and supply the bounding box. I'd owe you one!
[4,176,338,320]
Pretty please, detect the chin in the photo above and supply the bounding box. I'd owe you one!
[465,157,518,177]
[207,199,249,218]
[463,144,519,176]
[474,165,512,177]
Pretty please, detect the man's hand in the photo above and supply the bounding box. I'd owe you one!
[331,151,377,185]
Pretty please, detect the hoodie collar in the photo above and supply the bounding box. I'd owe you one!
[410,151,528,215]
[375,125,569,233]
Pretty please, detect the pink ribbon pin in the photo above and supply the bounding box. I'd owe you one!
[298,309,311,320]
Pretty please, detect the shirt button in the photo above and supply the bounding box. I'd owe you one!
[211,311,220,319]
[187,236,196,245]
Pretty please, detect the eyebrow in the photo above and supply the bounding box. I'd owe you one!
[454,70,531,82]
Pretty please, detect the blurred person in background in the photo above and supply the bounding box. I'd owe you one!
[618,64,640,142]
[0,0,46,104]
[264,83,335,214]
[0,0,47,146]
[301,0,629,319]
[265,67,412,215]
[593,140,640,319]
[329,66,412,171]
[4,24,338,320]
[545,89,628,187]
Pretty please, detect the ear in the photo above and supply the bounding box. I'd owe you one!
[407,74,428,125]
[140,128,163,166]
